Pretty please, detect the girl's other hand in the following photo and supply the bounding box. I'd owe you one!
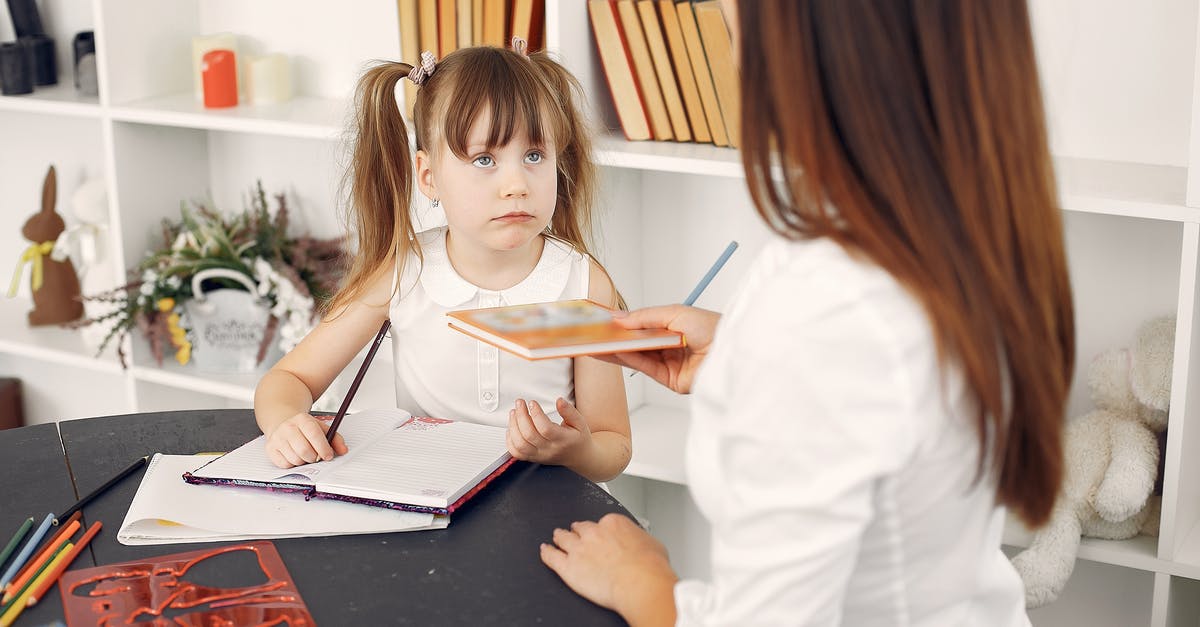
[507,397,593,467]
[264,413,349,468]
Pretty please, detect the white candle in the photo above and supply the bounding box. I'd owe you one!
[192,33,238,102]
[247,53,292,105]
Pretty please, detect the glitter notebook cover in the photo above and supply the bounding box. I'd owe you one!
[59,541,313,627]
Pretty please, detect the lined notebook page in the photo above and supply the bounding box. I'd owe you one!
[317,418,511,508]
[191,409,412,483]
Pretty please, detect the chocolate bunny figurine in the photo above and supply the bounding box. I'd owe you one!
[10,165,85,325]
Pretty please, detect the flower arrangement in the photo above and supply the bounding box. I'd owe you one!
[81,182,346,367]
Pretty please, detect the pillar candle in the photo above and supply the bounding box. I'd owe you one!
[191,33,237,102]
[201,49,238,108]
[246,53,291,105]
[0,41,33,95]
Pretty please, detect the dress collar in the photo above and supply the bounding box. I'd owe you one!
[416,227,577,307]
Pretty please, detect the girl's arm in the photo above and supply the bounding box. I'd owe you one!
[253,258,395,466]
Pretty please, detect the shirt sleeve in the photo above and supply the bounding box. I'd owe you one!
[674,269,922,626]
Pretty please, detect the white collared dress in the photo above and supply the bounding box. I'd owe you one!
[389,226,590,427]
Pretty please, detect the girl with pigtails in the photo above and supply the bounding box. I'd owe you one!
[253,39,632,483]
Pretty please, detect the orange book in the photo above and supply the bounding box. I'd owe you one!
[511,0,545,51]
[657,0,710,142]
[693,0,739,147]
[588,0,652,141]
[481,0,507,46]
[446,299,684,360]
[472,0,484,45]
[457,0,473,48]
[637,0,690,142]
[418,0,439,57]
[438,0,458,57]
[616,0,673,140]
[398,0,421,118]
[675,0,728,146]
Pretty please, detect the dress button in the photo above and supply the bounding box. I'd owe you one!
[483,392,494,400]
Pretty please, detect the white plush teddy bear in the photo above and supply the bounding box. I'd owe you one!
[1010,315,1173,608]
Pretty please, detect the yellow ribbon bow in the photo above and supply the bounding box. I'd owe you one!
[8,241,56,298]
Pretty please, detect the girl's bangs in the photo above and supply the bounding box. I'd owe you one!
[439,51,567,158]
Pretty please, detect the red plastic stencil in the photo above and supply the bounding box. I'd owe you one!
[59,541,313,626]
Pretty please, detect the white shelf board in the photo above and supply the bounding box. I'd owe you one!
[1169,520,1200,581]
[0,297,121,374]
[1003,516,1200,580]
[129,359,261,403]
[1055,157,1200,222]
[0,83,101,118]
[108,93,347,139]
[625,403,688,484]
[595,133,743,178]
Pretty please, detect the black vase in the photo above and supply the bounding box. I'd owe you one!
[22,35,56,86]
[0,41,33,95]
[73,31,97,95]
[5,0,45,38]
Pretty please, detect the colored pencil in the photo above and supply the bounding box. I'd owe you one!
[326,319,391,444]
[56,456,148,525]
[2,511,78,598]
[0,543,70,627]
[683,240,738,306]
[0,513,52,592]
[0,519,32,574]
[0,517,78,603]
[25,521,101,608]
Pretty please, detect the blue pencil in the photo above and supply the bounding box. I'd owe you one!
[0,513,53,592]
[683,241,738,306]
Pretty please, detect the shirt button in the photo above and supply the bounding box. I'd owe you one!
[483,392,494,400]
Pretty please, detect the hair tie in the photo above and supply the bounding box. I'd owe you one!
[407,51,437,85]
[511,36,528,56]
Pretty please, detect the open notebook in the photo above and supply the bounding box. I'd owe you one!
[184,408,514,515]
[119,454,447,545]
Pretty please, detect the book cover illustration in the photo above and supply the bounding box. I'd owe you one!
[59,541,313,626]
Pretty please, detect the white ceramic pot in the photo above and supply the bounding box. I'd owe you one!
[184,268,280,372]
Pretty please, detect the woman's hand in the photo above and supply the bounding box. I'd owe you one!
[600,305,721,394]
[507,398,594,467]
[264,413,349,468]
[540,513,679,625]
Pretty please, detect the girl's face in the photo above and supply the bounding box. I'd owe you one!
[417,109,558,254]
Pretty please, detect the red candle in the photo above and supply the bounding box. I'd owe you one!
[201,49,238,108]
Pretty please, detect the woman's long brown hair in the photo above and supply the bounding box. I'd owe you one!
[738,1,1074,527]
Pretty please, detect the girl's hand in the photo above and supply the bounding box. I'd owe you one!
[264,413,349,468]
[540,513,679,623]
[596,305,721,395]
[507,397,593,467]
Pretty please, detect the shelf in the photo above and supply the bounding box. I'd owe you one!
[595,133,743,178]
[0,298,121,375]
[1054,157,1200,222]
[0,83,101,118]
[1003,517,1200,580]
[108,93,346,139]
[1170,520,1200,580]
[625,403,688,484]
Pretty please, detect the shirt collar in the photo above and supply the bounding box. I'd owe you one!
[417,227,576,307]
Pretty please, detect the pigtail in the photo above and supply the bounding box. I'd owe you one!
[330,62,417,315]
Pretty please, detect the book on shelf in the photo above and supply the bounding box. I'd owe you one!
[637,0,692,141]
[418,0,440,63]
[119,453,449,545]
[482,0,508,46]
[616,0,674,140]
[473,0,485,45]
[439,0,459,57]
[183,409,514,516]
[446,298,685,360]
[457,0,474,48]
[693,0,740,147]
[511,0,545,51]
[588,0,652,141]
[675,0,729,146]
[398,0,421,119]
[657,0,711,142]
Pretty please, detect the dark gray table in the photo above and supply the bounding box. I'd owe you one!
[3,409,630,625]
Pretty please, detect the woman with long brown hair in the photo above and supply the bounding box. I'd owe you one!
[540,1,1073,623]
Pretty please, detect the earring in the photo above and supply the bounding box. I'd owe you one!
[432,198,440,209]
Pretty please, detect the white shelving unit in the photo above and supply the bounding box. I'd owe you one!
[0,0,1198,623]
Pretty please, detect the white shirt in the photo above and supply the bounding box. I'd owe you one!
[674,236,1029,626]
[389,227,591,427]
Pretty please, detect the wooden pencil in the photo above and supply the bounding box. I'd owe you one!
[0,542,71,627]
[25,521,101,607]
[0,517,78,603]
[56,456,147,525]
[0,519,32,575]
